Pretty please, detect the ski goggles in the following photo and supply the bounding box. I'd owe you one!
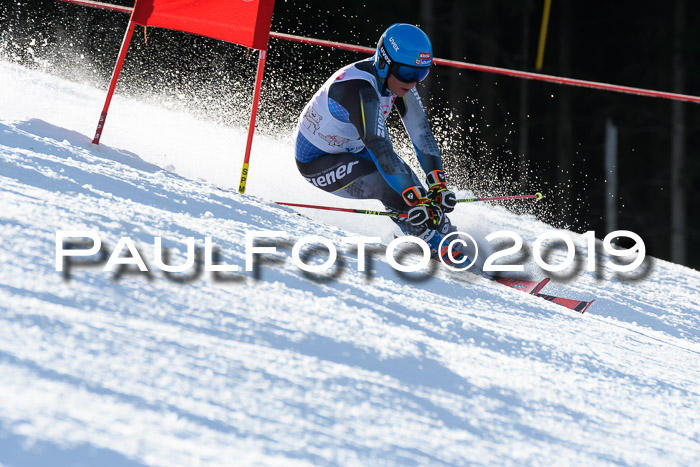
[392,64,431,83]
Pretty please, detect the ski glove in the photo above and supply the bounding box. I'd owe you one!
[402,185,444,230]
[426,169,456,213]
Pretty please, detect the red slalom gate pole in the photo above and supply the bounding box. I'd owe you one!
[54,1,700,105]
[432,57,700,104]
[269,31,375,55]
[238,49,267,194]
[56,0,131,13]
[92,20,136,145]
[269,31,700,104]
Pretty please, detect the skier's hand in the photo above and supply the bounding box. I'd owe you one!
[426,169,456,213]
[402,185,443,230]
[408,201,443,230]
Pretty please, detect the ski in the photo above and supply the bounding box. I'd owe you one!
[408,242,595,312]
[422,236,594,312]
[495,277,550,295]
[536,293,595,313]
[493,275,596,313]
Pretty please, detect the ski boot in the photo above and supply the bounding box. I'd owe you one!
[417,227,473,269]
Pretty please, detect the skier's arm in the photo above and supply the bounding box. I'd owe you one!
[397,88,457,213]
[328,80,416,195]
[395,87,444,174]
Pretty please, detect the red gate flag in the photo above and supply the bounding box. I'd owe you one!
[92,0,276,194]
[131,0,276,50]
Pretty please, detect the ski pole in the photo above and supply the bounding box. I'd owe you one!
[276,193,541,217]
[457,192,543,203]
[275,201,407,218]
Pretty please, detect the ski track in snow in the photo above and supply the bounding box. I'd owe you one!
[1,62,700,466]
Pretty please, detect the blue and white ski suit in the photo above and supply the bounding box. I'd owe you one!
[294,58,446,227]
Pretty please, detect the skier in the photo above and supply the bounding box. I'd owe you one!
[294,23,460,262]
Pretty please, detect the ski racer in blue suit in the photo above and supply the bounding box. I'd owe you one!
[294,23,458,259]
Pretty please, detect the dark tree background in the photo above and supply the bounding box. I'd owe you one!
[1,0,698,270]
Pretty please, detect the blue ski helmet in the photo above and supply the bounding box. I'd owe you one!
[374,23,433,83]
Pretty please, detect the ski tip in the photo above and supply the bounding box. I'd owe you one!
[535,293,595,314]
[579,300,595,314]
[531,277,550,295]
[535,192,543,201]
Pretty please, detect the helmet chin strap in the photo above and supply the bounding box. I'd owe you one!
[380,63,395,95]
[373,60,392,95]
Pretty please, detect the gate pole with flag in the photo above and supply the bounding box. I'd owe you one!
[92,19,136,146]
[88,0,276,194]
[239,49,267,194]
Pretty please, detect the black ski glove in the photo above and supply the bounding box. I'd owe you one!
[402,185,443,230]
[426,169,456,213]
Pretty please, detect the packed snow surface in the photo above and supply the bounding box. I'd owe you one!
[1,62,700,466]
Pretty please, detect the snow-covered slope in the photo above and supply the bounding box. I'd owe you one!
[1,61,700,466]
